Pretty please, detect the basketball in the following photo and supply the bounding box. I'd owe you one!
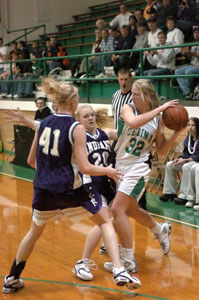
[162,104,189,131]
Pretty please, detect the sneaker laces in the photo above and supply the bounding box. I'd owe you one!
[83,259,98,271]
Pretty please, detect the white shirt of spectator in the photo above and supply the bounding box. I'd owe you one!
[0,46,8,68]
[166,28,184,55]
[148,28,162,48]
[110,11,132,28]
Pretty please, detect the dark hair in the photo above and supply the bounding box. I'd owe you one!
[35,97,47,104]
[109,26,119,32]
[18,40,26,47]
[137,20,147,28]
[118,68,132,77]
[157,30,166,37]
[166,16,176,23]
[190,117,199,138]
[0,38,3,43]
[129,15,137,23]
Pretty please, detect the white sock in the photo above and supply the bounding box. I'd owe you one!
[120,247,134,260]
[150,222,161,234]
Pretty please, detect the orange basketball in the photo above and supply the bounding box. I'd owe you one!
[162,104,189,131]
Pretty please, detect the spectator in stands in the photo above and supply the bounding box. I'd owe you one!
[109,3,132,28]
[109,26,120,50]
[134,16,161,75]
[31,40,43,58]
[134,8,146,24]
[128,15,138,46]
[42,38,51,58]
[177,0,196,42]
[175,26,199,100]
[95,29,114,78]
[185,162,199,210]
[147,16,161,48]
[156,0,178,31]
[0,38,8,75]
[127,20,149,71]
[160,117,199,206]
[46,36,62,72]
[111,25,134,75]
[0,53,20,97]
[76,28,102,76]
[166,16,184,55]
[9,41,19,59]
[143,0,161,21]
[18,40,30,59]
[34,97,52,121]
[144,30,176,83]
[96,18,106,30]
[15,54,43,99]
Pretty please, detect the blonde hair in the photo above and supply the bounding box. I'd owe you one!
[96,18,106,28]
[76,105,109,128]
[133,79,159,110]
[41,78,78,105]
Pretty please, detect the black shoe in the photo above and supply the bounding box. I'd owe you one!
[174,197,188,205]
[159,194,177,202]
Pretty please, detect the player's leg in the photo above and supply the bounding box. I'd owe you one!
[3,221,46,294]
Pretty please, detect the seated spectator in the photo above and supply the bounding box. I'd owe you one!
[127,20,149,71]
[175,26,199,100]
[46,36,62,72]
[18,40,30,59]
[143,0,161,21]
[177,0,196,42]
[109,3,132,28]
[160,117,199,205]
[9,41,19,59]
[34,97,52,121]
[76,28,102,76]
[109,26,120,50]
[134,8,146,24]
[0,38,8,75]
[156,0,178,31]
[0,53,20,97]
[166,16,184,55]
[42,38,51,58]
[95,29,114,78]
[144,30,176,83]
[15,54,43,98]
[128,15,138,46]
[147,16,161,48]
[185,161,199,210]
[111,25,134,75]
[31,40,43,58]
[96,19,106,30]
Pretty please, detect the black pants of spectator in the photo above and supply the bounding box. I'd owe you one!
[113,54,129,75]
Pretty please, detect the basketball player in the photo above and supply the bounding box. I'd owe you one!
[103,79,185,273]
[3,78,141,293]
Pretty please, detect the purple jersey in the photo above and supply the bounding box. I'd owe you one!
[34,113,80,194]
[79,128,111,184]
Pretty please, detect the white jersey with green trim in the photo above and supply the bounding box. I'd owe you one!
[115,104,159,164]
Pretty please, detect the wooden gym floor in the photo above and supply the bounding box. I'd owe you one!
[0,153,199,300]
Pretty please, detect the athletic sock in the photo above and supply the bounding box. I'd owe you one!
[8,259,26,279]
[150,222,161,235]
[120,247,134,260]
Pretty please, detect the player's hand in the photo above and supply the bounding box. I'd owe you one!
[106,164,123,181]
[4,108,25,123]
[159,99,179,112]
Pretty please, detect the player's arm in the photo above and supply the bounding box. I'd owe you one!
[155,120,184,156]
[103,128,117,140]
[73,124,122,181]
[5,108,40,129]
[121,100,179,129]
[27,132,38,169]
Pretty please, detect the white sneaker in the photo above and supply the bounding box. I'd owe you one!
[154,223,172,255]
[185,200,194,208]
[193,204,199,211]
[3,276,24,293]
[14,94,19,99]
[104,255,138,273]
[113,267,141,290]
[95,73,106,79]
[73,259,97,281]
